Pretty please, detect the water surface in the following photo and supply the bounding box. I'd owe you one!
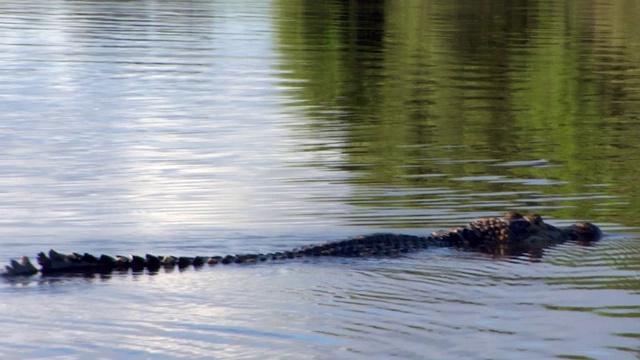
[0,0,639,358]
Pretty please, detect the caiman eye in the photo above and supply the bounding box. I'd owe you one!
[525,214,543,226]
[504,211,523,220]
[509,219,530,233]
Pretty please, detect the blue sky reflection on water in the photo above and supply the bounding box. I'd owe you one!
[0,1,354,249]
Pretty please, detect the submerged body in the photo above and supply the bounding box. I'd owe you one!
[3,212,602,277]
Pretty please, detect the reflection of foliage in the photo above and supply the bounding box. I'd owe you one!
[274,0,640,224]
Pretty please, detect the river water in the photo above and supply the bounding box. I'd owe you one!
[0,0,639,359]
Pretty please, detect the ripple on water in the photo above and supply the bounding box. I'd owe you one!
[0,237,639,359]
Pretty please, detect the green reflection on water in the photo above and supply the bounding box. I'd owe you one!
[275,0,640,226]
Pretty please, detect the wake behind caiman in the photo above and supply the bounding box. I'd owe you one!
[2,212,602,277]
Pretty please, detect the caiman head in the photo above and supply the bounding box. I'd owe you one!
[502,212,602,243]
[456,212,602,256]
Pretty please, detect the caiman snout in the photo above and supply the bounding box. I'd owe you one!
[562,222,602,242]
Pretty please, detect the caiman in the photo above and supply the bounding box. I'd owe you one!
[2,212,602,277]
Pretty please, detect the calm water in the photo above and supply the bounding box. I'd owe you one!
[1,0,639,358]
